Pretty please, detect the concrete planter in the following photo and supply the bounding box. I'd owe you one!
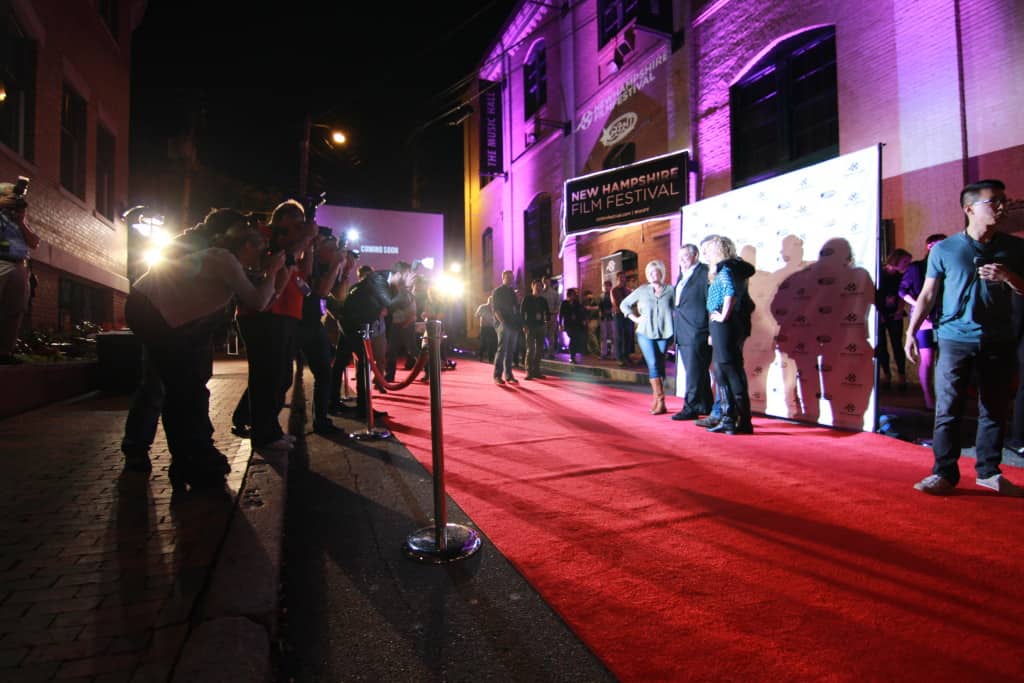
[0,360,98,419]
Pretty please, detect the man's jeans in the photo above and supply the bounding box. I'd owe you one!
[494,323,518,379]
[932,338,1013,485]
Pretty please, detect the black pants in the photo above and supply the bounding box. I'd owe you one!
[386,323,416,381]
[876,318,907,377]
[614,314,632,360]
[678,341,713,415]
[234,314,298,446]
[297,321,333,428]
[337,325,371,417]
[125,294,217,463]
[932,339,1011,484]
[478,326,497,362]
[121,347,166,457]
[710,319,750,427]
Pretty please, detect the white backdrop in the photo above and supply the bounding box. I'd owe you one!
[680,145,881,431]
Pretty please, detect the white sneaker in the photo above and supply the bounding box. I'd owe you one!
[257,438,294,452]
[976,474,1024,497]
[913,474,955,495]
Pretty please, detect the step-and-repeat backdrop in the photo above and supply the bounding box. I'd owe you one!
[680,145,881,431]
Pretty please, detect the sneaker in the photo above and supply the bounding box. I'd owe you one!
[913,474,955,495]
[975,474,1024,497]
[257,438,294,452]
[505,377,519,384]
[494,377,506,385]
[695,415,720,428]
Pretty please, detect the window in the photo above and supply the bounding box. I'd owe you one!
[98,0,119,42]
[523,40,546,120]
[60,83,87,198]
[96,125,115,220]
[0,15,37,160]
[602,142,636,170]
[58,276,107,331]
[598,0,672,48]
[524,194,552,279]
[730,26,838,187]
[482,228,494,292]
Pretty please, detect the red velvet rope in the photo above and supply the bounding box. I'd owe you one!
[363,337,428,391]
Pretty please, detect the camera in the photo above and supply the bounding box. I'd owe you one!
[13,176,29,198]
[302,192,327,224]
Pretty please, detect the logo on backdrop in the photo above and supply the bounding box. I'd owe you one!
[600,112,638,147]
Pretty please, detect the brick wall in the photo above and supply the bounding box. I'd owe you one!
[2,0,139,333]
[692,0,1024,256]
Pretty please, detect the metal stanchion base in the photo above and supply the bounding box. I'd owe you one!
[348,428,392,440]
[405,523,482,564]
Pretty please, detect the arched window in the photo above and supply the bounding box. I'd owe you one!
[524,40,547,120]
[482,228,494,292]
[730,26,838,187]
[524,194,552,280]
[597,0,672,48]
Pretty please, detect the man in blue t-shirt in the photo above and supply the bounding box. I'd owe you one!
[905,179,1024,497]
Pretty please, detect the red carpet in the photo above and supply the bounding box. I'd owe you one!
[379,361,1024,681]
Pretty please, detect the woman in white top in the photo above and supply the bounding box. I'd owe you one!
[619,259,676,414]
[127,210,286,491]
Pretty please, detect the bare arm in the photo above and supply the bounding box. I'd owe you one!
[903,276,939,363]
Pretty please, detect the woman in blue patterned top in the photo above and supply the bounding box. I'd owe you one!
[620,259,676,414]
[705,236,753,434]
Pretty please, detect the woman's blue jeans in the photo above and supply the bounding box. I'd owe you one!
[636,334,669,379]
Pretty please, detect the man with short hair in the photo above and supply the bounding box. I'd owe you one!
[905,179,1024,496]
[611,271,632,366]
[520,279,549,379]
[492,270,520,385]
[671,243,713,420]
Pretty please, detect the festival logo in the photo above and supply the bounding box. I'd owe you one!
[600,112,638,147]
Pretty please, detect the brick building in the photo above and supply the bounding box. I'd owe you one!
[1,0,145,333]
[462,0,1023,334]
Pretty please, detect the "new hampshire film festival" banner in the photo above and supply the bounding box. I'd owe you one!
[564,151,689,236]
[681,145,881,432]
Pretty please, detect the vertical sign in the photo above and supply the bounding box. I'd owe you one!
[479,80,503,180]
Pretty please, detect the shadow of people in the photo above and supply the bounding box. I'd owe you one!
[770,235,817,419]
[739,245,779,412]
[772,238,874,427]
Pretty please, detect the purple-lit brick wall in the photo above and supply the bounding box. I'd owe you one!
[692,0,1024,254]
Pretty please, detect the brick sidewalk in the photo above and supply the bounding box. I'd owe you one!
[0,360,253,682]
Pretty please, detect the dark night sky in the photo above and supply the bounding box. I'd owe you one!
[130,1,517,220]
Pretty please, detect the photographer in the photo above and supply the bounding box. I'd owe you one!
[232,200,315,451]
[338,268,395,420]
[297,232,355,435]
[0,178,40,364]
[126,210,284,491]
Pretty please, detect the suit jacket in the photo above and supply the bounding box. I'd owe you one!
[673,262,710,346]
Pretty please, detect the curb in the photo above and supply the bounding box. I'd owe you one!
[172,444,289,683]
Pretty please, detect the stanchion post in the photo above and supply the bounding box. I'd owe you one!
[405,320,481,563]
[349,323,392,440]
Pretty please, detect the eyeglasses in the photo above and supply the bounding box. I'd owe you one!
[973,197,1007,208]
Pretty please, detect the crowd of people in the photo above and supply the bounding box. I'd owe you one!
[115,199,443,491]
[476,235,758,435]
[3,175,1022,497]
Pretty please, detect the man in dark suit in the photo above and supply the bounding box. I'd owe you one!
[671,243,714,420]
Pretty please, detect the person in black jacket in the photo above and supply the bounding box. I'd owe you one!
[520,279,549,379]
[671,244,713,420]
[338,269,394,419]
[492,270,520,385]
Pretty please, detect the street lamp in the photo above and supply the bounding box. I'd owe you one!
[299,115,348,197]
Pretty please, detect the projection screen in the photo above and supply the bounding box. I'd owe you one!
[679,145,881,432]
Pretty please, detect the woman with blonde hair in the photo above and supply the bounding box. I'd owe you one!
[620,259,676,414]
[704,236,754,434]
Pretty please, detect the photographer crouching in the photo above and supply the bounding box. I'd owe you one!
[126,210,285,491]
[0,177,40,365]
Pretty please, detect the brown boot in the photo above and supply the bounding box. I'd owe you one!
[649,378,667,415]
